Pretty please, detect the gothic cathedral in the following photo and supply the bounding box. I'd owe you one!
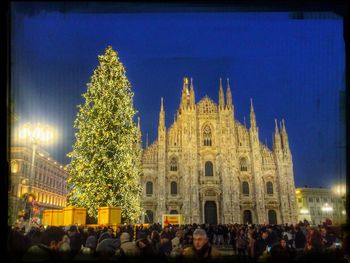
[141,77,298,225]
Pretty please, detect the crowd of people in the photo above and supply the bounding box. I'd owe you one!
[7,221,349,262]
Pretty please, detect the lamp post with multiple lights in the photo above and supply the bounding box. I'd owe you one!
[18,123,54,223]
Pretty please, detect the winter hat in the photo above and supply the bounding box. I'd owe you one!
[96,238,121,254]
[137,230,148,240]
[86,235,97,249]
[98,231,111,243]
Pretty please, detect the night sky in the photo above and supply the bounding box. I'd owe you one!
[11,4,345,188]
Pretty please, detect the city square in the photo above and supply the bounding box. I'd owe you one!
[7,2,348,262]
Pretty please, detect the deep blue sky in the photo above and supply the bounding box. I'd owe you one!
[11,5,345,188]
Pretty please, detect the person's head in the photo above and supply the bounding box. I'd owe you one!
[40,226,66,250]
[192,229,208,250]
[107,227,114,237]
[320,227,327,236]
[280,238,287,248]
[261,231,269,240]
[164,226,169,232]
[151,230,160,241]
[68,225,78,236]
[120,232,131,243]
[85,235,97,249]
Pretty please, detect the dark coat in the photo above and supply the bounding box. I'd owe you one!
[295,231,306,249]
[254,238,269,259]
[22,244,61,261]
[269,245,295,263]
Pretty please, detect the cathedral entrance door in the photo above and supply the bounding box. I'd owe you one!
[204,201,217,224]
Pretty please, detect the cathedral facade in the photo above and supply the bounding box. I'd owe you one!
[141,77,298,225]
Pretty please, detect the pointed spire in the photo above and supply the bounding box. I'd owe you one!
[244,116,246,127]
[219,78,225,108]
[161,97,164,112]
[180,77,189,109]
[280,118,290,153]
[279,121,283,132]
[159,97,165,130]
[274,119,279,134]
[189,77,195,106]
[250,98,256,129]
[282,118,286,132]
[226,78,233,108]
[137,116,140,130]
[274,118,282,152]
[250,98,254,113]
[146,133,149,148]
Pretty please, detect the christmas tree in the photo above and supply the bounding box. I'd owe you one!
[66,46,142,222]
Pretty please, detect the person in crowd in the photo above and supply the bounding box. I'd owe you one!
[254,230,269,260]
[302,227,324,261]
[170,229,185,258]
[266,225,279,247]
[74,232,98,260]
[135,230,155,257]
[115,226,122,239]
[216,225,224,246]
[22,226,67,261]
[269,238,295,262]
[117,232,140,257]
[95,237,121,260]
[321,226,335,248]
[7,226,32,261]
[182,228,221,260]
[26,227,42,246]
[294,226,306,251]
[58,234,71,260]
[159,236,173,257]
[67,225,83,258]
[150,230,161,256]
[236,228,248,259]
[247,225,257,258]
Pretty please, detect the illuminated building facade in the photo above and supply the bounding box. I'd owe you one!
[141,77,298,224]
[9,146,68,223]
[295,187,346,225]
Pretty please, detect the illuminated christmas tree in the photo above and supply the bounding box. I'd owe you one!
[66,46,142,222]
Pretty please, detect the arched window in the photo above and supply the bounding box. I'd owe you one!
[242,181,249,195]
[205,161,213,176]
[170,157,178,171]
[268,210,277,224]
[171,181,177,195]
[145,210,154,223]
[266,181,273,194]
[203,125,212,146]
[146,181,153,195]
[240,158,248,172]
[243,210,252,224]
[170,210,178,214]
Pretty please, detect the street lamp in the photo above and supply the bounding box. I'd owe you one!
[18,123,54,224]
[321,203,333,213]
[300,208,309,214]
[18,123,54,194]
